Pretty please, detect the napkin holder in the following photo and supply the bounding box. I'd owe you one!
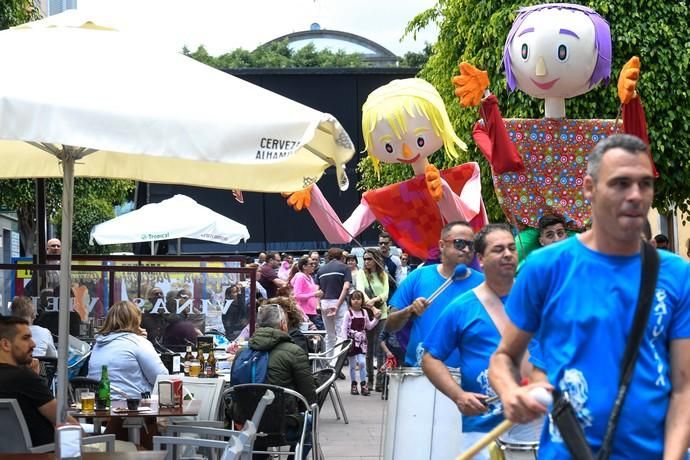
[158,377,183,407]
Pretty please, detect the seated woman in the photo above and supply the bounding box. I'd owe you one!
[88,301,169,449]
[266,296,311,354]
[88,300,169,398]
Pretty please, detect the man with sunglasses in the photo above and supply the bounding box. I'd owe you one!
[378,232,403,297]
[386,221,484,367]
[422,224,521,458]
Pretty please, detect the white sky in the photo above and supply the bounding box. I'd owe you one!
[77,0,440,57]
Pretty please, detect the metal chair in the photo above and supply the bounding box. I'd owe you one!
[153,389,274,460]
[311,368,337,460]
[308,339,352,424]
[0,398,115,454]
[225,383,319,460]
[68,376,99,405]
[36,356,58,396]
[312,368,337,410]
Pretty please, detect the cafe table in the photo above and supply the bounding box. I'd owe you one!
[70,399,202,446]
[2,453,167,460]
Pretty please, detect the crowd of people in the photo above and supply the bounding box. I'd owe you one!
[0,134,689,457]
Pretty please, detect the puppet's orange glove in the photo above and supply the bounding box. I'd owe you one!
[425,164,443,202]
[618,56,640,104]
[452,62,490,107]
[283,185,312,211]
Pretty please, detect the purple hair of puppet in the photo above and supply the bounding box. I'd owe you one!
[502,3,612,92]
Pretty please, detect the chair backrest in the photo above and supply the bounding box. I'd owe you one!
[312,368,336,409]
[153,375,225,421]
[331,339,353,375]
[226,384,310,448]
[68,377,99,405]
[36,356,59,395]
[0,399,35,452]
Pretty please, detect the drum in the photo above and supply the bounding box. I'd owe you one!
[383,367,462,460]
[494,417,543,460]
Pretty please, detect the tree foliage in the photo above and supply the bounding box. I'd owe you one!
[0,0,40,30]
[0,179,134,256]
[183,40,365,69]
[399,42,433,68]
[0,1,135,256]
[360,0,690,222]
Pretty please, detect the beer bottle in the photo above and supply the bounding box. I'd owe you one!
[206,349,217,377]
[198,351,206,378]
[97,365,110,410]
[183,345,193,376]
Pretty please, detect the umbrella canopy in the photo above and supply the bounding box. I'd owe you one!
[0,13,354,424]
[90,194,250,246]
[0,13,354,192]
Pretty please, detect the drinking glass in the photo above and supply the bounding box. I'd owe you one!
[80,391,95,413]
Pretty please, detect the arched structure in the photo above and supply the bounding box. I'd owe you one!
[262,29,399,66]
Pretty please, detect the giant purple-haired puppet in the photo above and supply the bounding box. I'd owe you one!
[454,3,656,258]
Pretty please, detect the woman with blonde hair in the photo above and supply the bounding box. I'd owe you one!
[88,301,168,398]
[356,248,389,391]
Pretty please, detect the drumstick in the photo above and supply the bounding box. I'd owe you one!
[426,264,469,304]
[455,387,553,460]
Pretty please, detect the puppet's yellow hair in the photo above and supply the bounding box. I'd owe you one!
[361,78,466,176]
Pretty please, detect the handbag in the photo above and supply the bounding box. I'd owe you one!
[364,276,384,310]
[550,240,659,460]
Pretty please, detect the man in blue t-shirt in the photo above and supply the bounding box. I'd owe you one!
[489,134,690,459]
[386,220,484,368]
[423,224,521,458]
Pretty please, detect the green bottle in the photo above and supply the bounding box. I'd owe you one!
[96,365,111,410]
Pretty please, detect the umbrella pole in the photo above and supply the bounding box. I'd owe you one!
[56,153,76,425]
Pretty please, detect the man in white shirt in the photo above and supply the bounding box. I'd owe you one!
[10,296,57,358]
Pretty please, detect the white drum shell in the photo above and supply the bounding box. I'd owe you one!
[383,367,462,460]
[495,417,542,460]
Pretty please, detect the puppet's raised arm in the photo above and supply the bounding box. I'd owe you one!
[618,56,658,177]
[453,62,524,174]
[436,161,487,225]
[286,185,376,243]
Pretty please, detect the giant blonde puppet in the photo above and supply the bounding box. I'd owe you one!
[287,78,488,260]
[454,3,656,259]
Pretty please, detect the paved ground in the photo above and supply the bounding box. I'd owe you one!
[318,375,387,460]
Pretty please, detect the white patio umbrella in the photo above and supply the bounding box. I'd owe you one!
[0,14,354,423]
[89,194,250,251]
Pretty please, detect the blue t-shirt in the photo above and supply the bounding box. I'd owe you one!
[507,237,690,459]
[389,264,484,367]
[424,290,507,433]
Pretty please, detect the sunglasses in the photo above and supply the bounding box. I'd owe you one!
[444,238,474,251]
[363,257,373,261]
[378,241,390,246]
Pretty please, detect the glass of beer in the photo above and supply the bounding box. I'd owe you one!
[189,359,201,377]
[80,391,95,413]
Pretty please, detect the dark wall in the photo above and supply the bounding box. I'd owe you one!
[139,68,418,255]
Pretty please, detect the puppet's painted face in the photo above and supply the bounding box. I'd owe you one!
[508,8,597,99]
[369,112,442,165]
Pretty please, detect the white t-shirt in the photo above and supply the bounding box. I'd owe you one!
[31,325,57,357]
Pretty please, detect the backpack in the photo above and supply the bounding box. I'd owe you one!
[230,347,269,384]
